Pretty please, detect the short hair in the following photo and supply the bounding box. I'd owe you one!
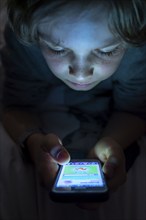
[7,0,146,46]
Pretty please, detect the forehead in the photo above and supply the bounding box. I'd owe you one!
[38,4,117,49]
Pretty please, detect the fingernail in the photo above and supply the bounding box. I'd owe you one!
[57,150,69,162]
[50,146,63,158]
[50,146,69,163]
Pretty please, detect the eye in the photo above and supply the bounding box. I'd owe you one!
[100,48,119,56]
[94,46,123,59]
[39,39,68,57]
[48,47,67,56]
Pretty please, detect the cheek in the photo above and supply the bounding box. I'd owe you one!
[47,59,65,72]
[97,56,124,77]
[96,62,117,78]
[42,51,68,73]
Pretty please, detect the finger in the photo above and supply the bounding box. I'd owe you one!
[88,144,110,163]
[88,137,124,164]
[49,145,70,164]
[107,170,127,191]
[104,157,126,191]
[38,160,59,189]
[102,156,119,178]
[42,133,70,165]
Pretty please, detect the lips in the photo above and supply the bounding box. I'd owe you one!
[67,80,92,86]
[64,79,96,91]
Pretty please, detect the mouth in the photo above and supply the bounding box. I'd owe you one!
[66,80,93,88]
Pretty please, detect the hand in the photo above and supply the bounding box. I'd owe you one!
[25,133,70,189]
[78,137,127,210]
[90,137,127,190]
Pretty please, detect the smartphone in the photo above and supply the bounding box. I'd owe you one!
[50,160,109,203]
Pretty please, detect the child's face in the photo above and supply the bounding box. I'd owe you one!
[39,6,126,91]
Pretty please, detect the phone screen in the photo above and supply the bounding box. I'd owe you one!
[51,160,109,202]
[56,161,105,189]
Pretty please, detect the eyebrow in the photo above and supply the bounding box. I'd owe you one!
[39,32,121,49]
[39,33,63,47]
[99,38,121,49]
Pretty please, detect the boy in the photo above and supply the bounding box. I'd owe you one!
[1,0,146,213]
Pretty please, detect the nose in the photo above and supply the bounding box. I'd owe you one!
[69,66,94,77]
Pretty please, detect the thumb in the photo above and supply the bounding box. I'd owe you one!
[49,144,70,165]
[102,156,118,178]
[45,134,70,165]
